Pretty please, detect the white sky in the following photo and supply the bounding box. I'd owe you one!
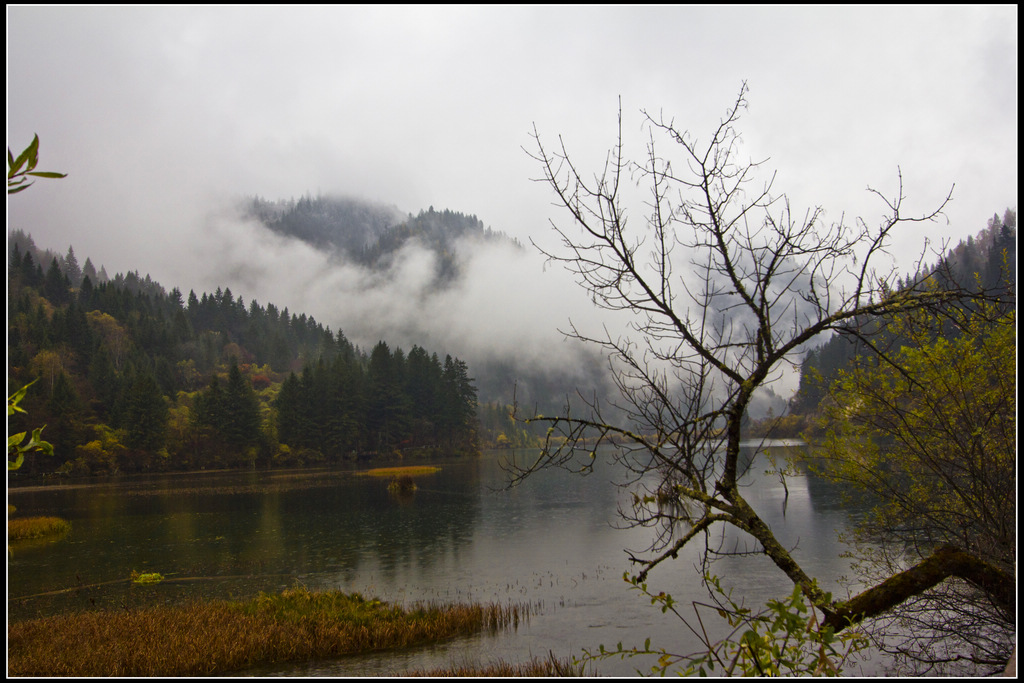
[6,6,1018,375]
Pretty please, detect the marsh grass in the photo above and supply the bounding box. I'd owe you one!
[8,515,71,542]
[7,586,530,677]
[408,653,585,676]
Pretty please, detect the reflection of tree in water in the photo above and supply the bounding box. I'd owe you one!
[487,448,623,538]
[7,462,486,619]
[245,461,485,584]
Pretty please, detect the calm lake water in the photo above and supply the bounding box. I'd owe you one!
[7,443,888,675]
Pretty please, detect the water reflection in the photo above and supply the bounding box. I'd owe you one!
[8,445,879,675]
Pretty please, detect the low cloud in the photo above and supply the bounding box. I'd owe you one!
[188,206,615,403]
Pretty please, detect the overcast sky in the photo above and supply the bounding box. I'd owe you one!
[7,6,1018,368]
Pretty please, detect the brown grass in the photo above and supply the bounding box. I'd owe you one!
[407,653,585,676]
[8,515,71,541]
[7,587,529,677]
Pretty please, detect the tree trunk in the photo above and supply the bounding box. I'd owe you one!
[825,544,1015,631]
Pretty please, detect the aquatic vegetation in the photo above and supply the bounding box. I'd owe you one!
[7,587,530,676]
[388,474,417,495]
[130,570,165,585]
[359,465,441,478]
[357,465,439,497]
[7,516,71,542]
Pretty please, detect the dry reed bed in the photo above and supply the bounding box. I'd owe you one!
[8,587,528,677]
[8,515,71,541]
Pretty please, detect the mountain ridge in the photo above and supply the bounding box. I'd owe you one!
[243,194,523,283]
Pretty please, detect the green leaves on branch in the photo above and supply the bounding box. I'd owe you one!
[8,134,66,194]
[577,572,866,676]
[686,576,867,676]
[8,379,54,470]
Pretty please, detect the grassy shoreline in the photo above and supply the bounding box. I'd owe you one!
[8,587,536,677]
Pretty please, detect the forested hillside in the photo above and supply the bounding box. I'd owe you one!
[245,195,521,282]
[8,231,482,477]
[786,208,1016,424]
[242,194,612,415]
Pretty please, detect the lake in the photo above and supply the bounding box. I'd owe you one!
[7,442,887,675]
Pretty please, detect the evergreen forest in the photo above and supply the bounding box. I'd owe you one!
[8,230,483,477]
[7,208,1014,477]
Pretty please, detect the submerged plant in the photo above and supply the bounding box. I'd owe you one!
[388,474,417,495]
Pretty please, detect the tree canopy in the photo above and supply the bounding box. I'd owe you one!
[814,299,1015,673]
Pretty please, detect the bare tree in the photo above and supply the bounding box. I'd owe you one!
[511,83,1013,651]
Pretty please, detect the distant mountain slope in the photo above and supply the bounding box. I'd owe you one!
[245,194,403,255]
[244,195,522,282]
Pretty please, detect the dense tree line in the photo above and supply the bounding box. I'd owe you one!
[273,342,478,463]
[7,232,480,476]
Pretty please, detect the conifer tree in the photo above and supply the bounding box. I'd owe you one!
[222,361,261,449]
[64,245,82,288]
[82,257,98,287]
[124,372,168,453]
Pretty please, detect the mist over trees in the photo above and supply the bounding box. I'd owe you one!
[237,195,619,415]
[245,194,404,255]
[8,233,481,476]
[244,194,522,283]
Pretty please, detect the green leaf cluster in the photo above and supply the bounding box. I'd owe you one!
[811,296,1015,674]
[7,379,54,470]
[580,573,866,676]
[8,135,66,195]
[817,303,1015,562]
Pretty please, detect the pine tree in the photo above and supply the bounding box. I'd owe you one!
[124,373,168,452]
[440,355,478,450]
[222,361,261,449]
[82,257,98,286]
[44,258,71,305]
[64,245,82,288]
[193,375,227,435]
[366,341,411,449]
[275,372,303,448]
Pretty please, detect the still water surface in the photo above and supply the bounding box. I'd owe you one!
[8,443,884,675]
